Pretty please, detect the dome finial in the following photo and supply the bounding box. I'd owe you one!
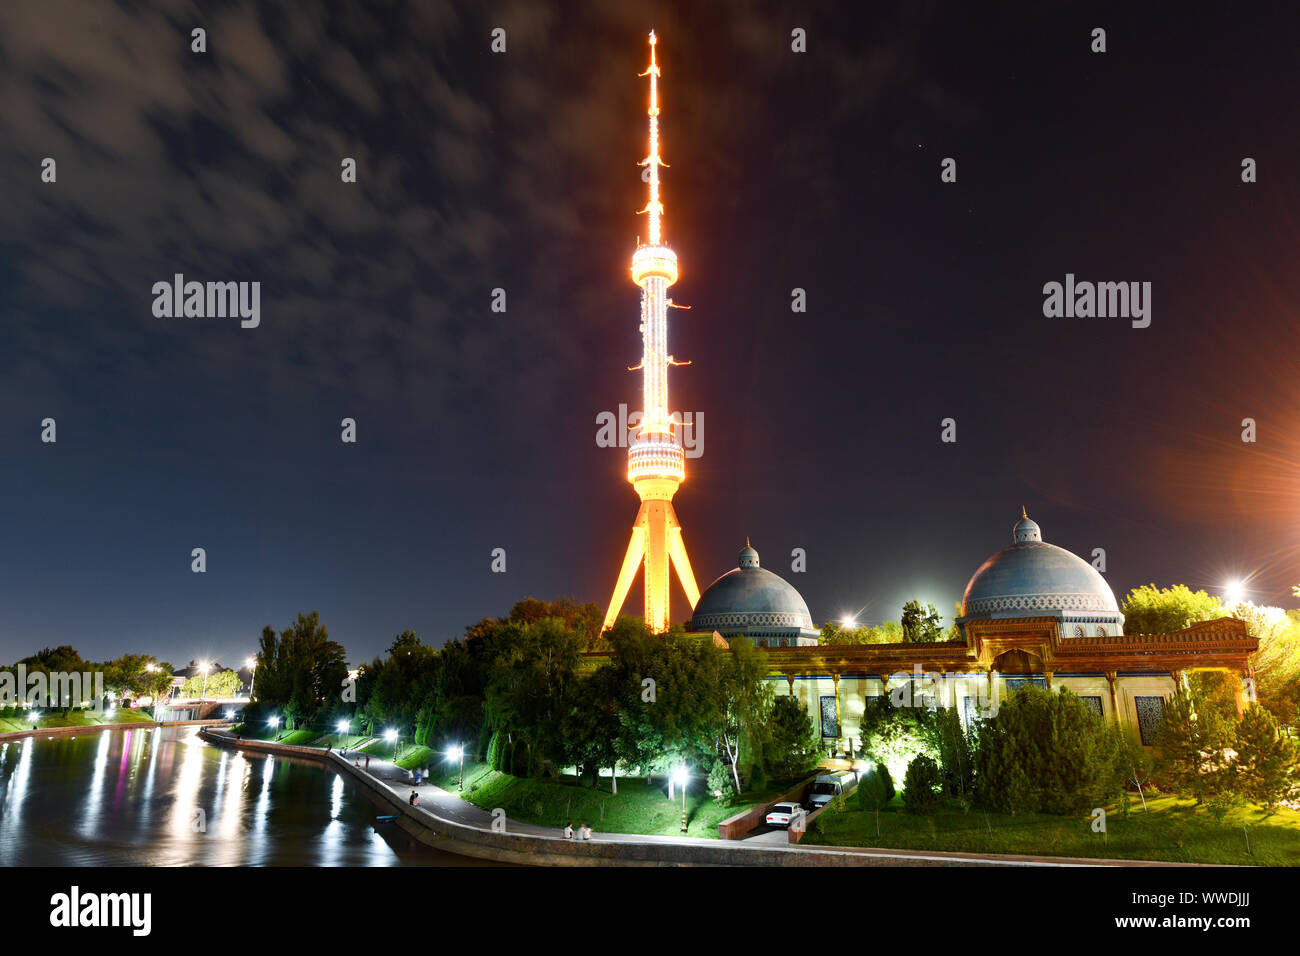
[1013,508,1042,543]
[739,540,760,569]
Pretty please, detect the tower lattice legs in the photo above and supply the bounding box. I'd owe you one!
[602,497,700,633]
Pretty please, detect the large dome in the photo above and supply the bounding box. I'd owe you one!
[961,510,1124,637]
[689,543,819,645]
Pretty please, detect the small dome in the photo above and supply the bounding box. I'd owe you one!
[1013,507,1041,543]
[689,542,817,640]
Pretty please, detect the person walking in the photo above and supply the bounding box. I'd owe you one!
[365,755,370,769]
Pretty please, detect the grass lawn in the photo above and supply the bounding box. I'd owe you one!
[804,794,1300,865]
[0,708,158,733]
[426,760,795,839]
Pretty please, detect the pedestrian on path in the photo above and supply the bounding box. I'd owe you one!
[410,790,419,807]
[365,755,370,769]
[564,822,574,839]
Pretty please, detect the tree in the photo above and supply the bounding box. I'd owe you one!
[974,687,1126,815]
[902,754,944,813]
[1120,584,1223,635]
[252,612,348,730]
[855,763,895,835]
[181,669,240,699]
[1153,687,1235,805]
[766,695,819,780]
[1234,704,1298,810]
[706,638,773,793]
[900,601,945,643]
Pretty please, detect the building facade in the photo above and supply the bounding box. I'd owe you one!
[692,512,1258,752]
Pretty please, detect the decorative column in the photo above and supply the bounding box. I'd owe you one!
[1104,671,1120,726]
[1043,670,1054,691]
[832,674,843,753]
[785,673,795,697]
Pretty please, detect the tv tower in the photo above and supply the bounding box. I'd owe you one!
[602,30,700,633]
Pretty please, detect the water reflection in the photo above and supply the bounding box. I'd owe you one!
[0,726,482,866]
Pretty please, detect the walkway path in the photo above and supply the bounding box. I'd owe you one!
[205,730,1198,866]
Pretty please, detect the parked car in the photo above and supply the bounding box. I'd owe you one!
[764,801,801,828]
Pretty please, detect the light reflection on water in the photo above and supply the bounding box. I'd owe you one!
[0,726,484,866]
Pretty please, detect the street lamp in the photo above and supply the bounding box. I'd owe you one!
[384,728,399,764]
[337,719,350,751]
[673,764,688,834]
[447,743,465,791]
[245,657,257,700]
[269,716,281,740]
[1225,580,1245,606]
[198,661,211,703]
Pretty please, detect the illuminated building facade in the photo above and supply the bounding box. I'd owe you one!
[603,32,700,634]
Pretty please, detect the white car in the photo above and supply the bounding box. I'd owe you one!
[765,801,801,828]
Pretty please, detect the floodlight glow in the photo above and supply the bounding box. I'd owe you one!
[1225,580,1245,605]
[672,765,687,787]
[384,729,398,743]
[338,720,350,733]
[447,744,463,760]
[841,616,856,628]
[268,717,280,727]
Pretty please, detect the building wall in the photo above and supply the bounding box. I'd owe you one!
[772,671,1180,752]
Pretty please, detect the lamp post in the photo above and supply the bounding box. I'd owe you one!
[385,728,399,765]
[246,657,257,700]
[674,765,688,834]
[338,719,350,751]
[269,716,281,741]
[198,661,211,704]
[448,743,465,791]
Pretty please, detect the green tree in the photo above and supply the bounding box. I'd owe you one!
[855,763,895,835]
[766,695,819,780]
[1153,687,1235,805]
[1120,584,1223,635]
[900,601,945,643]
[974,686,1125,815]
[181,669,240,699]
[902,754,945,813]
[1234,704,1298,810]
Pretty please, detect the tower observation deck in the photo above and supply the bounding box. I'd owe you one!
[602,31,700,633]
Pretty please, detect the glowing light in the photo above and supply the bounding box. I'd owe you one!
[604,31,700,634]
[1225,580,1245,605]
[841,617,856,628]
[384,728,398,743]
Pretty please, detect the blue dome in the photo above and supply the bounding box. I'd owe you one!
[961,512,1123,635]
[689,544,817,638]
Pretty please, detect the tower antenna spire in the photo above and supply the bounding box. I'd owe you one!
[638,30,666,246]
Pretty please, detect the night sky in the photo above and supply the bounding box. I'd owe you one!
[3,1,1299,667]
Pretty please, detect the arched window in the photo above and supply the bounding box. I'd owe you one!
[1096,626,1108,637]
[1073,625,1086,638]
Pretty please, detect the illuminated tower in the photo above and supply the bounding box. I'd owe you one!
[603,30,700,633]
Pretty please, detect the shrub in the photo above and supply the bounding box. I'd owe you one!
[902,754,945,813]
[855,761,895,811]
[974,686,1125,815]
[1234,704,1299,810]
[1153,687,1235,805]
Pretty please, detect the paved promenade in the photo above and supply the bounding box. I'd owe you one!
[200,728,1197,867]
